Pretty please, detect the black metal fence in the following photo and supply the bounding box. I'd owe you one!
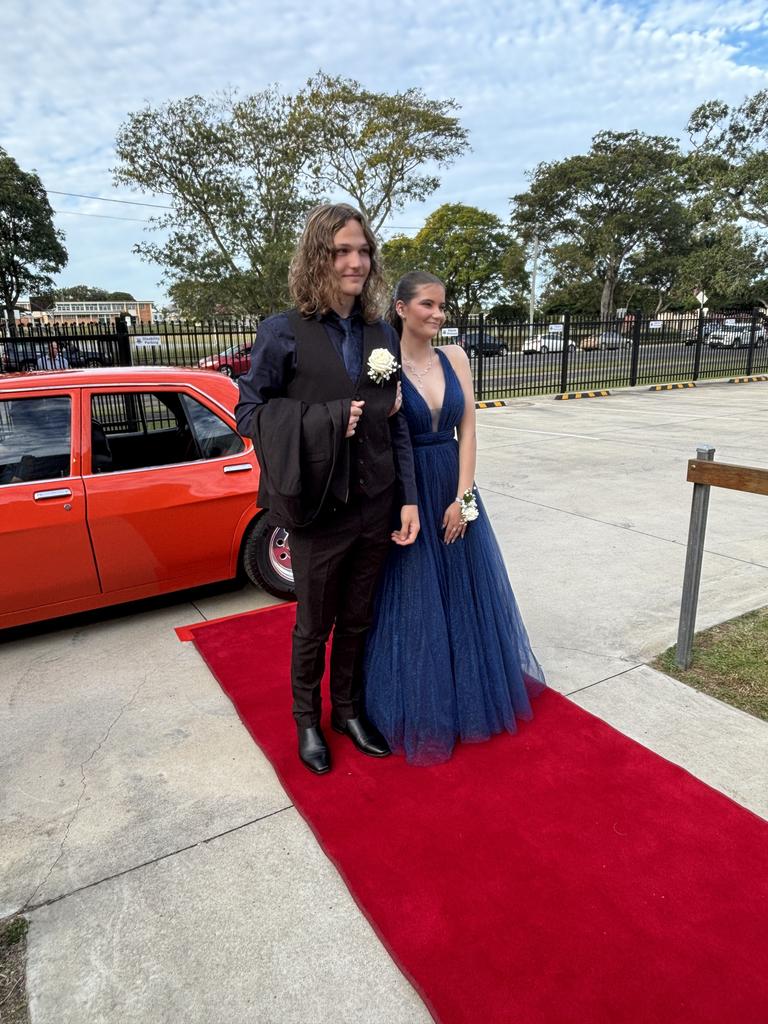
[3,309,767,400]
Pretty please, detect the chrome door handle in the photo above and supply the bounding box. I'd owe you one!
[223,464,253,474]
[33,488,73,501]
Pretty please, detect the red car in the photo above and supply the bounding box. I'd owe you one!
[0,366,294,630]
[197,341,253,377]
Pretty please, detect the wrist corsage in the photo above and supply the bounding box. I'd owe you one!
[367,347,398,385]
[456,487,479,524]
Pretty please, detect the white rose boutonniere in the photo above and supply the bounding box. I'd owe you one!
[367,347,398,385]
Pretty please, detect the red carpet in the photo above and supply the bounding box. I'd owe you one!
[179,603,768,1024]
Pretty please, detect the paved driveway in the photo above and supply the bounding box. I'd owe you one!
[2,381,767,1023]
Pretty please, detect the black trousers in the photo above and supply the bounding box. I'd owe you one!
[288,486,395,727]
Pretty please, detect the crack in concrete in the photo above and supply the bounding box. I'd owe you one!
[22,672,150,911]
[24,804,295,914]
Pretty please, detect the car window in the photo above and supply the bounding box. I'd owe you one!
[0,396,72,485]
[89,390,240,473]
[179,394,244,459]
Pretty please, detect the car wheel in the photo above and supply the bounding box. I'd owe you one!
[540,345,549,354]
[568,342,576,351]
[85,357,104,368]
[218,364,234,377]
[21,360,37,372]
[499,344,509,354]
[242,515,294,599]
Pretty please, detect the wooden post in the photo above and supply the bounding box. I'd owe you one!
[675,445,716,669]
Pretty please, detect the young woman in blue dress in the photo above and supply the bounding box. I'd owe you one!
[364,271,546,765]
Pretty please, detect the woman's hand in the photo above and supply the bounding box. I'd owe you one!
[442,502,466,544]
[387,381,402,417]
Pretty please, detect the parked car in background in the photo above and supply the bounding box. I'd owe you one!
[457,331,508,356]
[198,340,253,377]
[0,339,42,373]
[522,331,575,355]
[706,324,765,349]
[0,366,294,630]
[580,331,628,351]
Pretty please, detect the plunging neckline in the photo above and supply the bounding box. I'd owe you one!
[403,348,450,433]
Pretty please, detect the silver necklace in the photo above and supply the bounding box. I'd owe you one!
[403,350,436,391]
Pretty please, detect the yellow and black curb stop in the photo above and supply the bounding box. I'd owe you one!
[555,390,610,401]
[649,382,695,391]
[475,399,511,409]
[729,375,768,384]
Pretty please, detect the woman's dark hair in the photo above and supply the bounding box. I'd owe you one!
[386,271,445,337]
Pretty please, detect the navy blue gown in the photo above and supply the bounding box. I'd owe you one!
[364,348,546,765]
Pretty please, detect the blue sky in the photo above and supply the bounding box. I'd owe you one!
[3,0,768,304]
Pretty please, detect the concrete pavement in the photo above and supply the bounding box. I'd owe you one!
[2,380,767,1022]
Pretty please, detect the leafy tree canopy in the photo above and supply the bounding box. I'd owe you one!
[382,204,526,321]
[113,76,469,316]
[511,130,688,319]
[0,147,67,333]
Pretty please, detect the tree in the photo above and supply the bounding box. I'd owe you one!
[113,89,317,316]
[298,72,470,233]
[382,204,526,321]
[0,148,67,334]
[687,91,768,230]
[511,131,688,319]
[114,77,469,315]
[629,223,768,312]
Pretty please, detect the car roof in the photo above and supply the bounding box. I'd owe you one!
[0,365,239,402]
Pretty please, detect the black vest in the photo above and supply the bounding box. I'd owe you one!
[285,311,397,502]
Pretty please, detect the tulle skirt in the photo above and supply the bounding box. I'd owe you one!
[364,435,546,765]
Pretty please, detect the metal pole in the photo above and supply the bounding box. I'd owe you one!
[528,234,539,348]
[675,444,716,669]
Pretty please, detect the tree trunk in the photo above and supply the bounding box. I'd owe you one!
[600,263,619,321]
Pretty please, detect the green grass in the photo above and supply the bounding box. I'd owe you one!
[652,606,768,721]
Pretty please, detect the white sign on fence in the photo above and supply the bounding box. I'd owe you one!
[134,337,161,348]
[724,318,737,326]
[649,320,663,330]
[441,327,459,337]
[547,324,564,333]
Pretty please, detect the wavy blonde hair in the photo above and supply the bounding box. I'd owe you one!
[289,203,386,322]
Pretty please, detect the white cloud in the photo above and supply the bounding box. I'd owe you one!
[2,0,768,300]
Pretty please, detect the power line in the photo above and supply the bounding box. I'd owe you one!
[53,209,149,223]
[46,189,171,209]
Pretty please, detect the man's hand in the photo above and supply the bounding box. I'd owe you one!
[391,504,420,546]
[387,381,402,417]
[346,400,365,438]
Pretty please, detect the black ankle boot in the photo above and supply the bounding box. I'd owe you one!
[297,725,331,774]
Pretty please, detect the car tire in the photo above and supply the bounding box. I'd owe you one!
[219,364,234,377]
[540,345,549,354]
[568,343,576,351]
[85,357,104,368]
[499,344,509,354]
[242,514,294,599]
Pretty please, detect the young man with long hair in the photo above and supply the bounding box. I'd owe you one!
[236,203,419,775]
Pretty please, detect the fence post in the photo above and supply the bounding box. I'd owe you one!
[558,311,571,394]
[746,307,759,377]
[691,307,704,382]
[475,312,485,402]
[675,444,716,669]
[115,314,133,366]
[629,310,642,387]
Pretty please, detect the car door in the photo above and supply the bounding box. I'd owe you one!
[82,385,257,593]
[0,387,101,615]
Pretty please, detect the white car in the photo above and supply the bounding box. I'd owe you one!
[522,331,575,355]
[707,325,764,349]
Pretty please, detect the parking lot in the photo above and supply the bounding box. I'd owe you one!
[2,380,768,1023]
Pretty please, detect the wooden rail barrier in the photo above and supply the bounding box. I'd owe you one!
[676,446,768,668]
